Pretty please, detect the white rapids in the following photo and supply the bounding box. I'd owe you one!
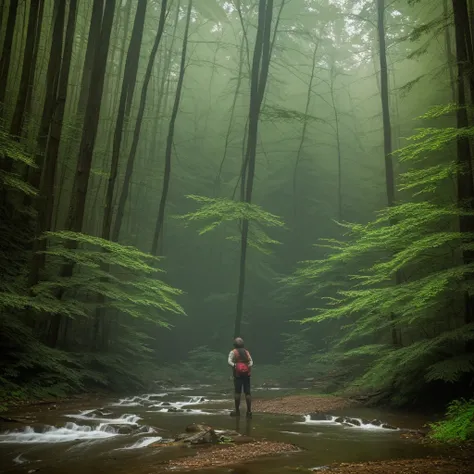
[297,415,399,431]
[0,422,120,444]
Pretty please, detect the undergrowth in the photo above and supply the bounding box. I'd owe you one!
[429,398,474,442]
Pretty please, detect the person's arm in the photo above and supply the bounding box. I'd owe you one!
[247,351,253,367]
[228,350,235,368]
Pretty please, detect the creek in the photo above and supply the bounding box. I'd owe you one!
[0,385,447,474]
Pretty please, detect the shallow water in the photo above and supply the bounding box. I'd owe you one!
[0,385,446,474]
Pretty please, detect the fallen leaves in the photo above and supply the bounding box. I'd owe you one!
[166,441,299,470]
[253,395,351,415]
[322,456,474,474]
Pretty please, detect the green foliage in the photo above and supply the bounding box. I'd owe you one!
[35,231,185,323]
[429,399,474,442]
[0,229,185,402]
[288,105,474,404]
[177,195,284,254]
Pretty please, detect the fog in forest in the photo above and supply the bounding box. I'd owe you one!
[1,0,473,437]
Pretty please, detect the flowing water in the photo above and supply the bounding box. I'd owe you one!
[0,385,446,474]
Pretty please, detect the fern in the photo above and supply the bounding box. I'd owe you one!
[429,399,474,441]
[289,104,474,404]
[177,195,284,253]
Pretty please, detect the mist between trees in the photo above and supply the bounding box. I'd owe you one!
[0,0,473,411]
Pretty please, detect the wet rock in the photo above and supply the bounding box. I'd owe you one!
[107,424,136,435]
[185,423,212,433]
[334,417,361,427]
[380,423,397,430]
[168,407,183,413]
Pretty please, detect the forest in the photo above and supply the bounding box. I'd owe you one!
[1,0,474,447]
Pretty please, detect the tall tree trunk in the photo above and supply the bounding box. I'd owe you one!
[444,0,456,101]
[112,0,168,242]
[235,0,274,338]
[25,0,64,207]
[151,0,193,256]
[0,0,19,116]
[457,0,474,104]
[29,0,78,289]
[329,63,343,221]
[75,0,105,121]
[96,0,147,351]
[23,0,45,135]
[377,0,399,347]
[292,38,319,216]
[9,0,41,138]
[452,0,474,329]
[215,33,246,193]
[48,0,116,349]
[102,0,147,243]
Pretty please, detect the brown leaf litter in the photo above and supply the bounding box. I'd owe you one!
[253,395,352,415]
[319,454,473,474]
[166,440,299,470]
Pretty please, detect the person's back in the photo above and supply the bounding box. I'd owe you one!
[228,337,253,418]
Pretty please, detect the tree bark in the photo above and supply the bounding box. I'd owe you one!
[48,0,116,349]
[235,0,274,338]
[9,0,41,139]
[293,39,319,216]
[25,0,64,208]
[444,0,456,101]
[112,0,168,242]
[452,0,474,328]
[29,0,78,289]
[151,0,193,256]
[0,0,19,117]
[23,0,45,134]
[75,0,105,121]
[103,0,147,243]
[376,0,399,347]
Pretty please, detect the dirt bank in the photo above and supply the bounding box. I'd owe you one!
[320,453,474,474]
[166,441,299,470]
[253,395,352,415]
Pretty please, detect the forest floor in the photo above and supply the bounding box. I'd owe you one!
[253,394,353,415]
[166,441,300,470]
[320,450,474,474]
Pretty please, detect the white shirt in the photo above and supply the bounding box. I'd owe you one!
[228,349,253,368]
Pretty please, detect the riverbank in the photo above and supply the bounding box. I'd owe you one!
[320,449,474,473]
[253,394,353,415]
[166,441,300,470]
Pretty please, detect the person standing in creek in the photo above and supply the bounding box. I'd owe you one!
[228,337,253,418]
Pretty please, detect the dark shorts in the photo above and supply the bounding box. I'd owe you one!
[234,375,251,395]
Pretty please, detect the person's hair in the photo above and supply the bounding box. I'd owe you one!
[233,337,244,348]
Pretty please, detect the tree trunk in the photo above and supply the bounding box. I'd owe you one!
[112,0,168,242]
[151,0,193,256]
[215,33,246,193]
[0,0,19,117]
[293,39,318,216]
[235,0,274,338]
[96,0,147,351]
[329,63,343,221]
[29,0,78,289]
[25,0,64,208]
[452,0,474,328]
[9,0,41,138]
[376,0,400,348]
[444,0,456,101]
[102,0,147,243]
[49,0,116,349]
[23,0,45,134]
[75,0,105,121]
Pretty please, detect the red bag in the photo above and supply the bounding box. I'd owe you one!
[234,349,251,376]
